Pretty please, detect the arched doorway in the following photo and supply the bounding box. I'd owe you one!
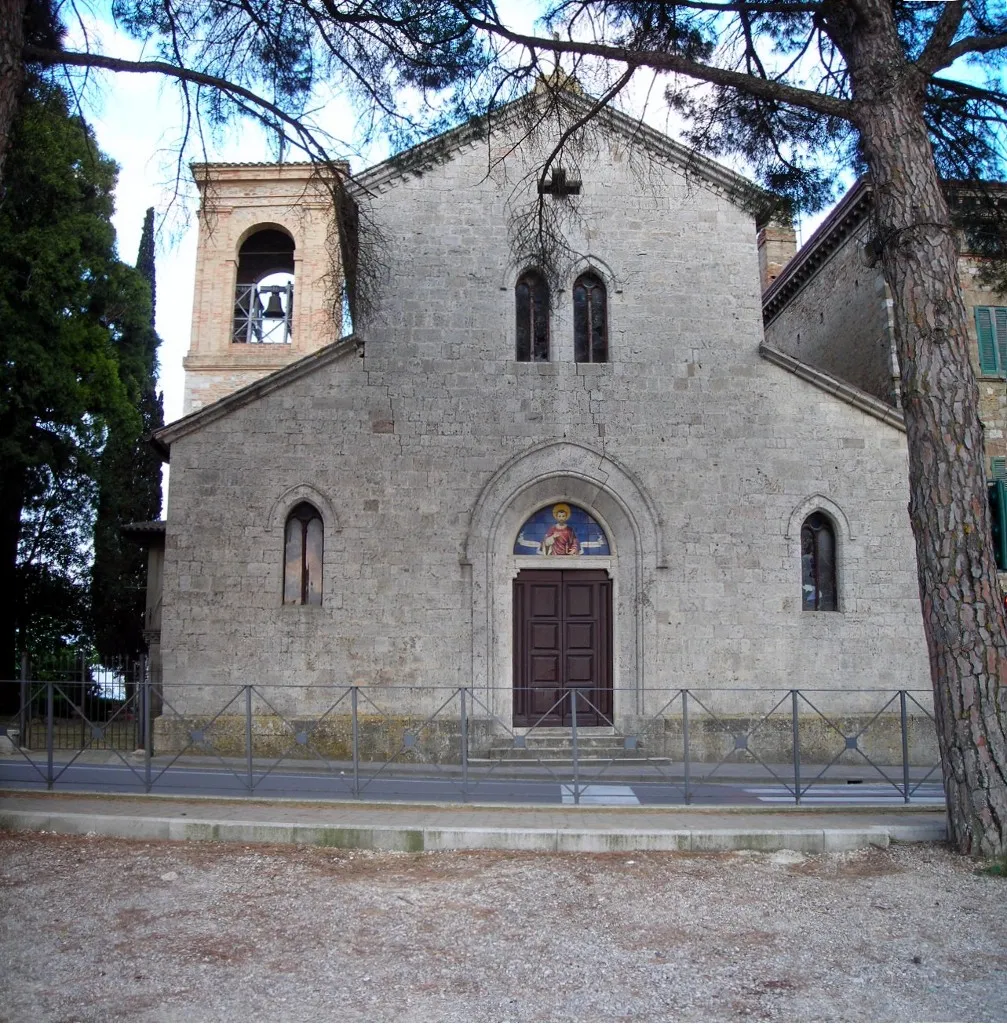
[511,504,613,727]
[462,441,664,729]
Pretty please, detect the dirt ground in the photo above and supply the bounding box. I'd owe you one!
[0,832,1004,1022]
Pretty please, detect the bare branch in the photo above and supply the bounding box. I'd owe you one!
[22,45,335,164]
[457,13,852,119]
[536,64,636,193]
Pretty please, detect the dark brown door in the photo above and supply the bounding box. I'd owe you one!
[513,569,612,727]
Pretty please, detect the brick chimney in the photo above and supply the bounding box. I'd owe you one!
[758,222,797,291]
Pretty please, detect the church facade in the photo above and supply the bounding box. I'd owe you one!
[151,93,934,755]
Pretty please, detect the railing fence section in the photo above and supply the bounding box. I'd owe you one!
[0,661,942,807]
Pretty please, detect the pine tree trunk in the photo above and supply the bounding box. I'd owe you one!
[0,460,25,711]
[834,0,1007,855]
[0,0,26,189]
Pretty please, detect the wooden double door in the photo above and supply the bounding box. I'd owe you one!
[513,569,613,727]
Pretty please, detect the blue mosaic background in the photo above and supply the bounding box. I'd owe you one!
[513,503,610,556]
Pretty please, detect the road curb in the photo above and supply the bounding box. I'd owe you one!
[0,808,948,853]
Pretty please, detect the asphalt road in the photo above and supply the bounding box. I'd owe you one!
[0,756,946,806]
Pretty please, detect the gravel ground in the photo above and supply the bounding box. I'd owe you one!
[0,833,1005,1022]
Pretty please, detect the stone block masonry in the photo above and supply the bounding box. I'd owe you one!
[157,97,932,734]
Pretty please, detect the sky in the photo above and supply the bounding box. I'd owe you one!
[72,7,840,437]
[72,14,390,429]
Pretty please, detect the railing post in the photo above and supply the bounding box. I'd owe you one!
[900,689,910,804]
[682,689,691,805]
[46,679,54,791]
[351,685,360,798]
[18,651,27,750]
[135,656,145,751]
[791,689,801,806]
[245,685,254,793]
[143,675,152,794]
[570,689,580,806]
[459,687,469,802]
[80,649,87,748]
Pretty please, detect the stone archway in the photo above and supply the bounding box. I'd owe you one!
[462,441,664,724]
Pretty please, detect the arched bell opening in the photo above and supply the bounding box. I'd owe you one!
[233,228,295,344]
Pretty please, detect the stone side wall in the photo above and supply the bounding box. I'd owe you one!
[160,118,931,724]
[764,223,895,405]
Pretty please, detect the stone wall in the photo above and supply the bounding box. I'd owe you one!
[763,221,895,405]
[159,111,931,727]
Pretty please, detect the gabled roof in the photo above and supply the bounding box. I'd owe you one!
[351,87,769,217]
[153,335,362,459]
[759,343,905,431]
[762,178,872,324]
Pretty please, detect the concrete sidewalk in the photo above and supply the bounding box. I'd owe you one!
[0,788,948,854]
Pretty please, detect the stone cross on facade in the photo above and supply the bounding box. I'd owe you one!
[538,166,582,196]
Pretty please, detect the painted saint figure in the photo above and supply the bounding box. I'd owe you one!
[541,503,580,556]
[513,502,611,556]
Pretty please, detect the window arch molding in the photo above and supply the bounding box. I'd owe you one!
[785,495,851,614]
[267,483,341,536]
[234,221,297,260]
[565,255,621,296]
[784,494,853,542]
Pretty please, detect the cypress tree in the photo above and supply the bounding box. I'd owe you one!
[90,208,164,659]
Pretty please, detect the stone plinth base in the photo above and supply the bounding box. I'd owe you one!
[151,712,940,767]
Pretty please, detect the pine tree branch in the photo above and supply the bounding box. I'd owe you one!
[933,28,1007,71]
[459,13,851,119]
[932,74,1007,110]
[21,45,335,164]
[916,1,965,76]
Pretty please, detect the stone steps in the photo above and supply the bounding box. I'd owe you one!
[478,734,649,762]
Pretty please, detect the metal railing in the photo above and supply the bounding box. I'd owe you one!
[232,282,293,344]
[0,672,943,807]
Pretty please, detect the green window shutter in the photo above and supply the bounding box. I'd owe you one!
[995,308,1007,374]
[976,306,999,375]
[993,457,1007,481]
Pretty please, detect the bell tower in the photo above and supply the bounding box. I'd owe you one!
[182,161,349,414]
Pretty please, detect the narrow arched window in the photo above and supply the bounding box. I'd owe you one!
[573,272,608,363]
[283,502,323,605]
[515,269,550,361]
[801,512,837,611]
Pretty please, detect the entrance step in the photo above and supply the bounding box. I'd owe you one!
[480,735,646,762]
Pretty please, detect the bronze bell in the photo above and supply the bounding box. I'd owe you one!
[261,287,285,319]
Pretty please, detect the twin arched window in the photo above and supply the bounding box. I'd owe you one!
[515,270,550,362]
[573,273,608,363]
[801,512,837,611]
[516,269,607,362]
[283,502,323,605]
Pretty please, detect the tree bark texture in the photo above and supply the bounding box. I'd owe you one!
[832,0,1007,855]
[0,0,26,189]
[0,460,25,711]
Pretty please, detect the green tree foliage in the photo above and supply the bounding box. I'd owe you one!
[0,78,141,684]
[90,209,164,660]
